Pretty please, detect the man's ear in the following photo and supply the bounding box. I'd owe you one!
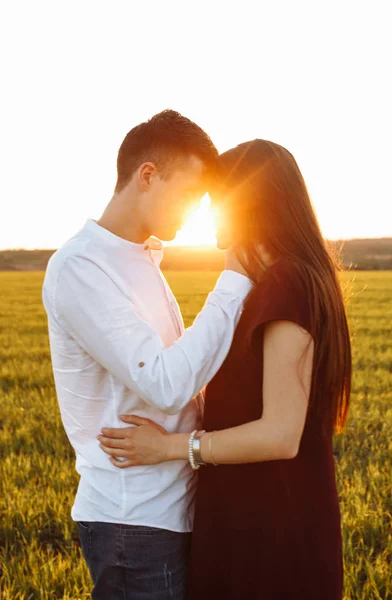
[138,162,158,191]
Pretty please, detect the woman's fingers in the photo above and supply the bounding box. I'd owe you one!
[98,435,127,448]
[99,444,131,458]
[99,420,169,467]
[100,427,128,439]
[119,415,153,426]
[100,416,153,439]
[109,457,134,469]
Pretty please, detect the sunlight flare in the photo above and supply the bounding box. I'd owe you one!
[168,195,217,246]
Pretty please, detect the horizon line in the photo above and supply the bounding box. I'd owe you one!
[1,235,392,253]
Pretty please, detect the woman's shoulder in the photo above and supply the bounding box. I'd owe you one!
[244,258,312,333]
[252,257,307,299]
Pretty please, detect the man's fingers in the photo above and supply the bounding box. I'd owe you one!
[109,457,134,469]
[119,415,152,426]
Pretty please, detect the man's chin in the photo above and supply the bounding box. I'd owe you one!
[156,229,179,243]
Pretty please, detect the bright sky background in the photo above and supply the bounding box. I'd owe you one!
[1,0,391,249]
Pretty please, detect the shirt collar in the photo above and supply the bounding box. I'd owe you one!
[84,219,163,258]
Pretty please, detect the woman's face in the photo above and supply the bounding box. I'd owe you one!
[214,192,253,250]
[215,211,233,249]
[212,192,236,250]
[213,188,274,272]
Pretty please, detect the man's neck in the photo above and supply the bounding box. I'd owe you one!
[97,196,150,244]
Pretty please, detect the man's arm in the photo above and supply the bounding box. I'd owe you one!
[48,254,252,414]
[98,320,313,467]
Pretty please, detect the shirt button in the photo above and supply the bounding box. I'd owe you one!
[138,361,145,368]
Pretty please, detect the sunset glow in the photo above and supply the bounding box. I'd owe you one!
[0,2,390,250]
[169,196,217,246]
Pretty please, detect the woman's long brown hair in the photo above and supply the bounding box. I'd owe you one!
[214,139,351,435]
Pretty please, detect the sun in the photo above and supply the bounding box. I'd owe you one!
[167,195,217,246]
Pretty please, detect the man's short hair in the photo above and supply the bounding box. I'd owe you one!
[115,109,218,192]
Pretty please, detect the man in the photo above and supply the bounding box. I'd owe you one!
[42,110,251,599]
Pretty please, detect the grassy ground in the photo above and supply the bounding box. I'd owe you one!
[0,270,391,599]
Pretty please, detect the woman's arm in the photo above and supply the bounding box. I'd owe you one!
[98,320,314,467]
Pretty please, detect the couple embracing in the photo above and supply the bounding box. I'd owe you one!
[43,110,351,599]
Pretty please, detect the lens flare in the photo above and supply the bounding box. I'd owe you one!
[168,195,218,246]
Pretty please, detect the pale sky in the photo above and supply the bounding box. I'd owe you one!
[1,0,391,250]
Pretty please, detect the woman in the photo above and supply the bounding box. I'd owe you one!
[99,139,351,599]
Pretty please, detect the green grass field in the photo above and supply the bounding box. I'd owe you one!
[0,270,391,599]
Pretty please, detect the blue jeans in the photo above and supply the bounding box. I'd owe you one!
[77,521,191,599]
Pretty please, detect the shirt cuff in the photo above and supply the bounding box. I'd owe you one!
[214,270,253,300]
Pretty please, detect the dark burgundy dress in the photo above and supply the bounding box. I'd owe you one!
[187,260,343,600]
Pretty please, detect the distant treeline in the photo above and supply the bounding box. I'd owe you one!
[1,238,392,271]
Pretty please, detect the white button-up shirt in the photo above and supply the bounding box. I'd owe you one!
[42,219,252,532]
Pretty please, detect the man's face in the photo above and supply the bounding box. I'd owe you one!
[143,155,207,241]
